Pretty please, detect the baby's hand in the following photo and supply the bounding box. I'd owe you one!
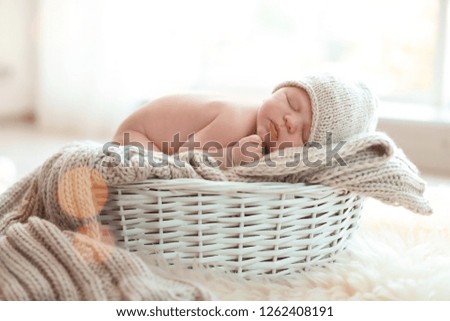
[233,134,264,166]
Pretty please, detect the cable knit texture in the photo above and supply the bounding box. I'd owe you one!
[0,132,431,299]
[228,133,432,215]
[0,217,211,300]
[273,74,378,145]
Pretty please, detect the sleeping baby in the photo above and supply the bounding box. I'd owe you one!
[113,74,378,168]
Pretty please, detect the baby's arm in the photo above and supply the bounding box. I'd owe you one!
[177,134,263,169]
[176,115,264,169]
[232,134,264,167]
[112,128,161,152]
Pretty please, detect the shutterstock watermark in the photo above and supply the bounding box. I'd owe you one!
[101,132,346,169]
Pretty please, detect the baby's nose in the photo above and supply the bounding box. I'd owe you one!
[283,115,298,134]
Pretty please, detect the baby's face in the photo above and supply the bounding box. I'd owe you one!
[257,86,312,154]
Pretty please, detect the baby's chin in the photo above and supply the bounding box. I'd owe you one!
[256,127,266,141]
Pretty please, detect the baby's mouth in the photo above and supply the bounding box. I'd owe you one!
[262,120,279,155]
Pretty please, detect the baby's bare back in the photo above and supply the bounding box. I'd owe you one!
[113,94,259,155]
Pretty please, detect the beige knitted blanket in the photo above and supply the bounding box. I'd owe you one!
[0,131,431,300]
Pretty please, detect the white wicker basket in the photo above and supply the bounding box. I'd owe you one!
[99,178,363,276]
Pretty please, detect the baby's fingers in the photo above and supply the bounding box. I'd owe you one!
[239,140,263,163]
[244,134,263,145]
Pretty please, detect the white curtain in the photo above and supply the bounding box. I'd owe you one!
[36,0,135,137]
[0,0,35,118]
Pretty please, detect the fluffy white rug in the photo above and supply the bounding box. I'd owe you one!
[148,185,450,300]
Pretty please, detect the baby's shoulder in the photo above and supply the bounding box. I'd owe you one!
[206,97,259,139]
[149,92,258,132]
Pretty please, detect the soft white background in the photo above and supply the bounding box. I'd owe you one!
[0,0,449,178]
[1,0,450,303]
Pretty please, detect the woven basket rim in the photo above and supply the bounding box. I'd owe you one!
[111,178,351,195]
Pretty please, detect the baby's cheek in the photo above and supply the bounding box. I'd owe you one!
[302,124,311,144]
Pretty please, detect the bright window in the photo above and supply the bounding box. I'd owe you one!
[36,0,450,135]
[96,0,448,106]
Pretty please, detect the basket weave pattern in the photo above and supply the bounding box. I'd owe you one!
[100,179,363,276]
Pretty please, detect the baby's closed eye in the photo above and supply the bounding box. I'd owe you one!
[285,93,299,112]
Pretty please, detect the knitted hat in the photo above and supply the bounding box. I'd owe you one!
[273,74,378,145]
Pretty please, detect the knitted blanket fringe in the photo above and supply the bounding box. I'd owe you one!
[0,217,212,300]
[229,132,432,215]
[0,131,431,300]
